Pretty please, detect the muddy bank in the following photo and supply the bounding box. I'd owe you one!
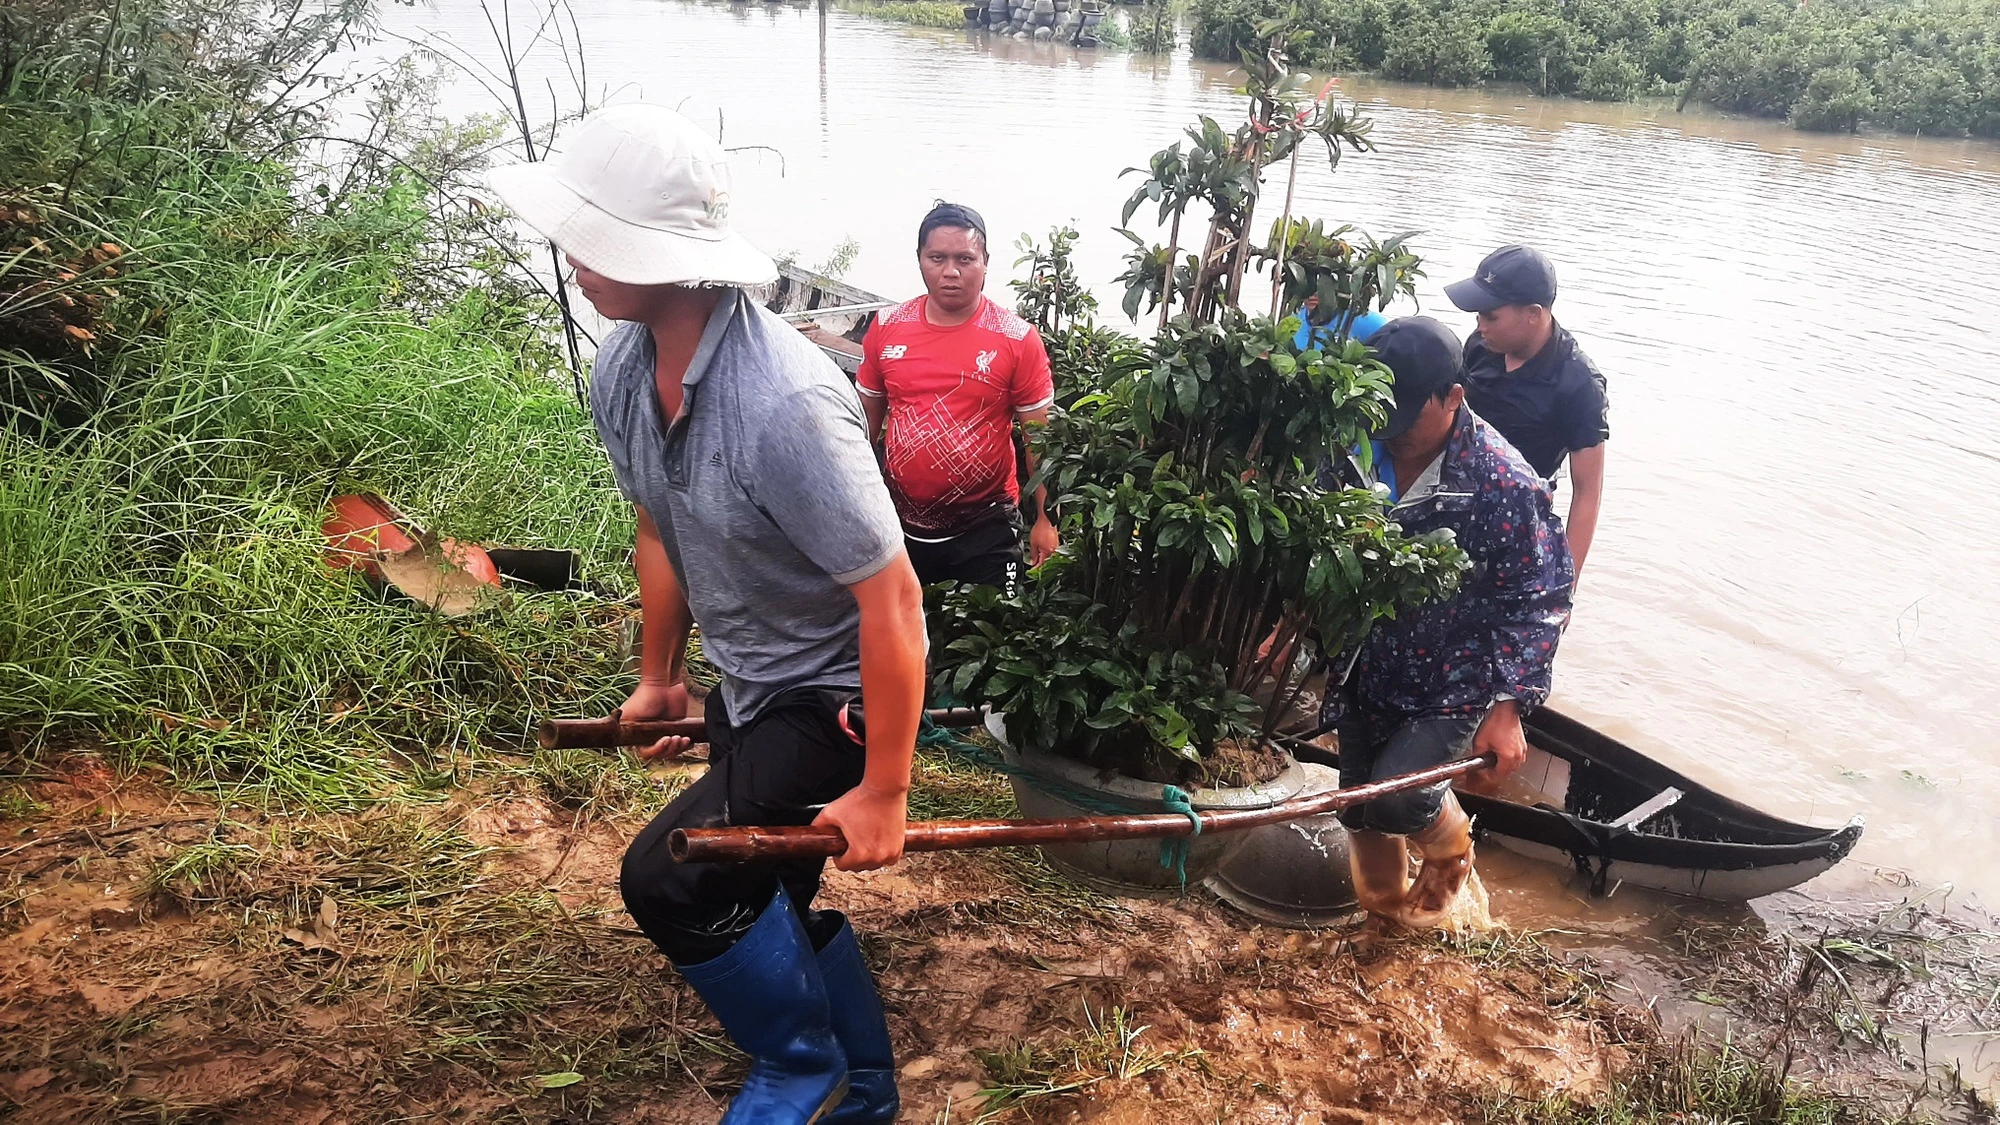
[0,752,1986,1123]
[1476,845,2000,1117]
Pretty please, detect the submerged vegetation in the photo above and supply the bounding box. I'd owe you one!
[1188,0,2000,136]
[836,0,975,29]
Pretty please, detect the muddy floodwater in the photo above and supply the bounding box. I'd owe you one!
[378,2,2000,904]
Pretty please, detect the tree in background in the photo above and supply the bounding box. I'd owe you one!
[1186,0,2000,138]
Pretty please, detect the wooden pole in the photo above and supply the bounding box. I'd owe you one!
[669,753,1497,862]
[537,707,987,749]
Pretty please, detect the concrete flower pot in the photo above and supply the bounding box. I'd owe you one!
[985,712,1310,895]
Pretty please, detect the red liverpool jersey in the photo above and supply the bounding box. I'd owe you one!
[856,296,1054,535]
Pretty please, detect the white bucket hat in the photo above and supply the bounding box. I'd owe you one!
[486,104,777,288]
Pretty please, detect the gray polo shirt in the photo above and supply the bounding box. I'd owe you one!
[590,290,906,724]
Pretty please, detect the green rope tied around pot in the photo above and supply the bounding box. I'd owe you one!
[1158,784,1202,889]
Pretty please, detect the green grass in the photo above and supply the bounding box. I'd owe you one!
[526,745,686,815]
[908,743,1017,821]
[1,158,641,806]
[144,833,264,904]
[973,1004,1204,1117]
[1,1,652,809]
[0,786,48,820]
[837,0,973,29]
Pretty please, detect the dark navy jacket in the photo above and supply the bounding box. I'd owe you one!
[1331,406,1575,720]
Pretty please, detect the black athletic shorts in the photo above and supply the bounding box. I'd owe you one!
[904,504,1023,597]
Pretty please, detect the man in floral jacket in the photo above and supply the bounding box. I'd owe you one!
[1323,316,1575,928]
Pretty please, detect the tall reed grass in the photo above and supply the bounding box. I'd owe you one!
[4,128,636,807]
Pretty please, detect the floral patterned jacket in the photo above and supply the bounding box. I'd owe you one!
[1326,406,1575,722]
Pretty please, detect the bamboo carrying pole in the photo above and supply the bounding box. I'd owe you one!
[668,753,1497,863]
[536,707,987,750]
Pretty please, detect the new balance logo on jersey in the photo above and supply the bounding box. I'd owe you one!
[880,345,909,360]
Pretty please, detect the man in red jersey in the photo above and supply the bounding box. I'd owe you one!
[855,202,1058,596]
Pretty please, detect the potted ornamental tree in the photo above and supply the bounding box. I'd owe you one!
[931,29,1465,892]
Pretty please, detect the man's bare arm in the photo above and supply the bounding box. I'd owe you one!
[627,505,695,758]
[1565,444,1605,579]
[862,393,888,447]
[813,552,926,871]
[1017,405,1059,566]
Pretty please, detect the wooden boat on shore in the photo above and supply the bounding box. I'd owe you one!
[1464,707,1865,901]
[1240,708,1865,913]
[759,263,894,375]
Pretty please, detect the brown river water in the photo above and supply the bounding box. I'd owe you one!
[376,3,2000,908]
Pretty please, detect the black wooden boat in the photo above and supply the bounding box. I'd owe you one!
[1450,707,1865,900]
[1238,707,1865,909]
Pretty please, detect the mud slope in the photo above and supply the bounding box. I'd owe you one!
[0,757,1633,1123]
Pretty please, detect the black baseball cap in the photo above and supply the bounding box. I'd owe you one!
[1370,317,1464,439]
[1444,245,1558,312]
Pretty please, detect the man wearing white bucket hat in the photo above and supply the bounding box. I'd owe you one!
[490,104,923,1124]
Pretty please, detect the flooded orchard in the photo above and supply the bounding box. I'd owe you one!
[377,0,2000,907]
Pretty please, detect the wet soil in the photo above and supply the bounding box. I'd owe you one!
[0,753,1639,1124]
[0,752,1987,1123]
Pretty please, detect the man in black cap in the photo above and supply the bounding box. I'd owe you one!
[1444,245,1608,578]
[1322,316,1574,928]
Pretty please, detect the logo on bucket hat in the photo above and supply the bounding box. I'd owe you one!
[485,104,776,288]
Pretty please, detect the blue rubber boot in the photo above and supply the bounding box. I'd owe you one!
[815,914,900,1124]
[677,886,849,1124]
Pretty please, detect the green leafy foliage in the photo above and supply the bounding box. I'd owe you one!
[929,580,1259,769]
[1017,227,1137,408]
[933,306,1464,773]
[1381,12,1495,87]
[837,0,975,28]
[1130,3,1179,53]
[1014,226,1098,339]
[1093,11,1136,49]
[1577,42,1646,100]
[1789,65,1875,132]
[1486,10,1589,92]
[1254,219,1422,342]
